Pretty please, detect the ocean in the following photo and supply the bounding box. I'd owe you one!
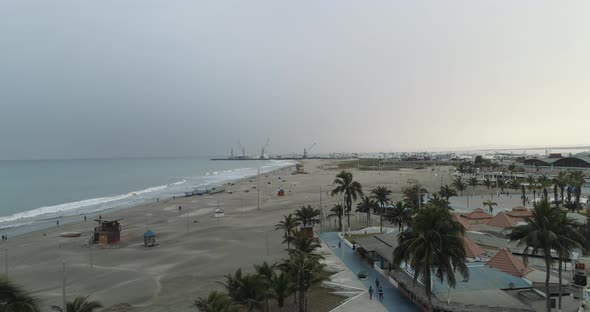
[0,157,294,235]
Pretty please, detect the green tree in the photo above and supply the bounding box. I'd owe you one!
[569,171,586,211]
[371,186,392,233]
[509,179,521,192]
[429,194,452,210]
[331,171,363,231]
[221,270,265,312]
[467,177,479,194]
[392,205,469,312]
[403,184,428,212]
[269,272,292,308]
[275,214,300,249]
[385,201,413,231]
[254,262,276,312]
[482,200,497,212]
[193,291,238,312]
[328,204,344,232]
[51,296,102,312]
[355,196,376,229]
[294,205,320,228]
[0,277,39,312]
[510,200,567,312]
[451,177,467,196]
[438,185,457,201]
[482,178,493,190]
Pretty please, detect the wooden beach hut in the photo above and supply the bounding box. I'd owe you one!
[92,219,122,246]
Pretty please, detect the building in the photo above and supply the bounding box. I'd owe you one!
[522,152,590,168]
[92,219,121,246]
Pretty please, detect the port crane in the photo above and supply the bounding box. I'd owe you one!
[303,142,316,158]
[260,138,270,159]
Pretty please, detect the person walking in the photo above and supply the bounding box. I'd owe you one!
[368,286,374,300]
[375,277,380,289]
[338,240,341,248]
[378,286,383,301]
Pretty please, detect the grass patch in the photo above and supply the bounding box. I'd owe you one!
[344,233,376,245]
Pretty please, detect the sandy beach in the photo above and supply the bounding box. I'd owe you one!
[4,160,462,311]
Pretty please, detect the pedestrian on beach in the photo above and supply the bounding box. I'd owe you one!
[84,216,87,222]
[56,220,59,227]
[378,286,383,300]
[179,205,182,211]
[368,286,374,300]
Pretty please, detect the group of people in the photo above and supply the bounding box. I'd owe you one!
[368,278,384,301]
[336,239,385,301]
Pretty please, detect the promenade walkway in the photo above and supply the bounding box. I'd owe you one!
[319,232,417,312]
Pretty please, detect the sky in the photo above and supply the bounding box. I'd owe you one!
[1,1,590,160]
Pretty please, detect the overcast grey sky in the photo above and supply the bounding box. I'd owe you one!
[1,1,589,160]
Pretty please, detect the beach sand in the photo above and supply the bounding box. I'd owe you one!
[4,160,460,311]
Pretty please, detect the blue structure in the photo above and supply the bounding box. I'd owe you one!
[143,230,156,247]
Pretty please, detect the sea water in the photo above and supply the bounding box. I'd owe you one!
[0,157,294,235]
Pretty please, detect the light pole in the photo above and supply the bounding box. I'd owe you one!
[62,261,66,312]
[257,169,261,210]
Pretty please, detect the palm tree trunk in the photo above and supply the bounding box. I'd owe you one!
[367,211,371,227]
[545,256,552,312]
[558,257,563,312]
[380,215,383,234]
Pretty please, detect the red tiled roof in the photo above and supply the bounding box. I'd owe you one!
[487,248,533,277]
[452,213,471,230]
[461,208,493,220]
[463,235,486,258]
[486,211,524,228]
[505,207,533,218]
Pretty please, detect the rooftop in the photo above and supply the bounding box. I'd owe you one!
[487,248,533,277]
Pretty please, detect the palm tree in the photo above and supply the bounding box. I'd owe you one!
[509,179,521,192]
[355,196,375,228]
[275,214,300,249]
[385,201,413,231]
[403,184,428,212]
[510,200,566,312]
[51,296,102,312]
[0,277,39,312]
[438,185,457,201]
[371,186,392,213]
[554,171,568,205]
[451,177,467,196]
[467,177,479,195]
[254,262,276,312]
[331,171,363,232]
[482,200,497,212]
[221,270,265,312]
[429,194,452,210]
[327,204,344,232]
[281,251,325,312]
[270,272,292,308]
[294,205,320,228]
[287,231,322,255]
[193,291,237,312]
[482,178,493,190]
[371,186,392,234]
[392,205,469,312]
[496,178,505,193]
[569,171,586,211]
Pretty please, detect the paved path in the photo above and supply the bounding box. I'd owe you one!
[319,232,417,312]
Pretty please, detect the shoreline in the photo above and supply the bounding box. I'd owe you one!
[0,161,297,238]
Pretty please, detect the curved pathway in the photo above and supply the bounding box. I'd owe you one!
[319,232,417,312]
